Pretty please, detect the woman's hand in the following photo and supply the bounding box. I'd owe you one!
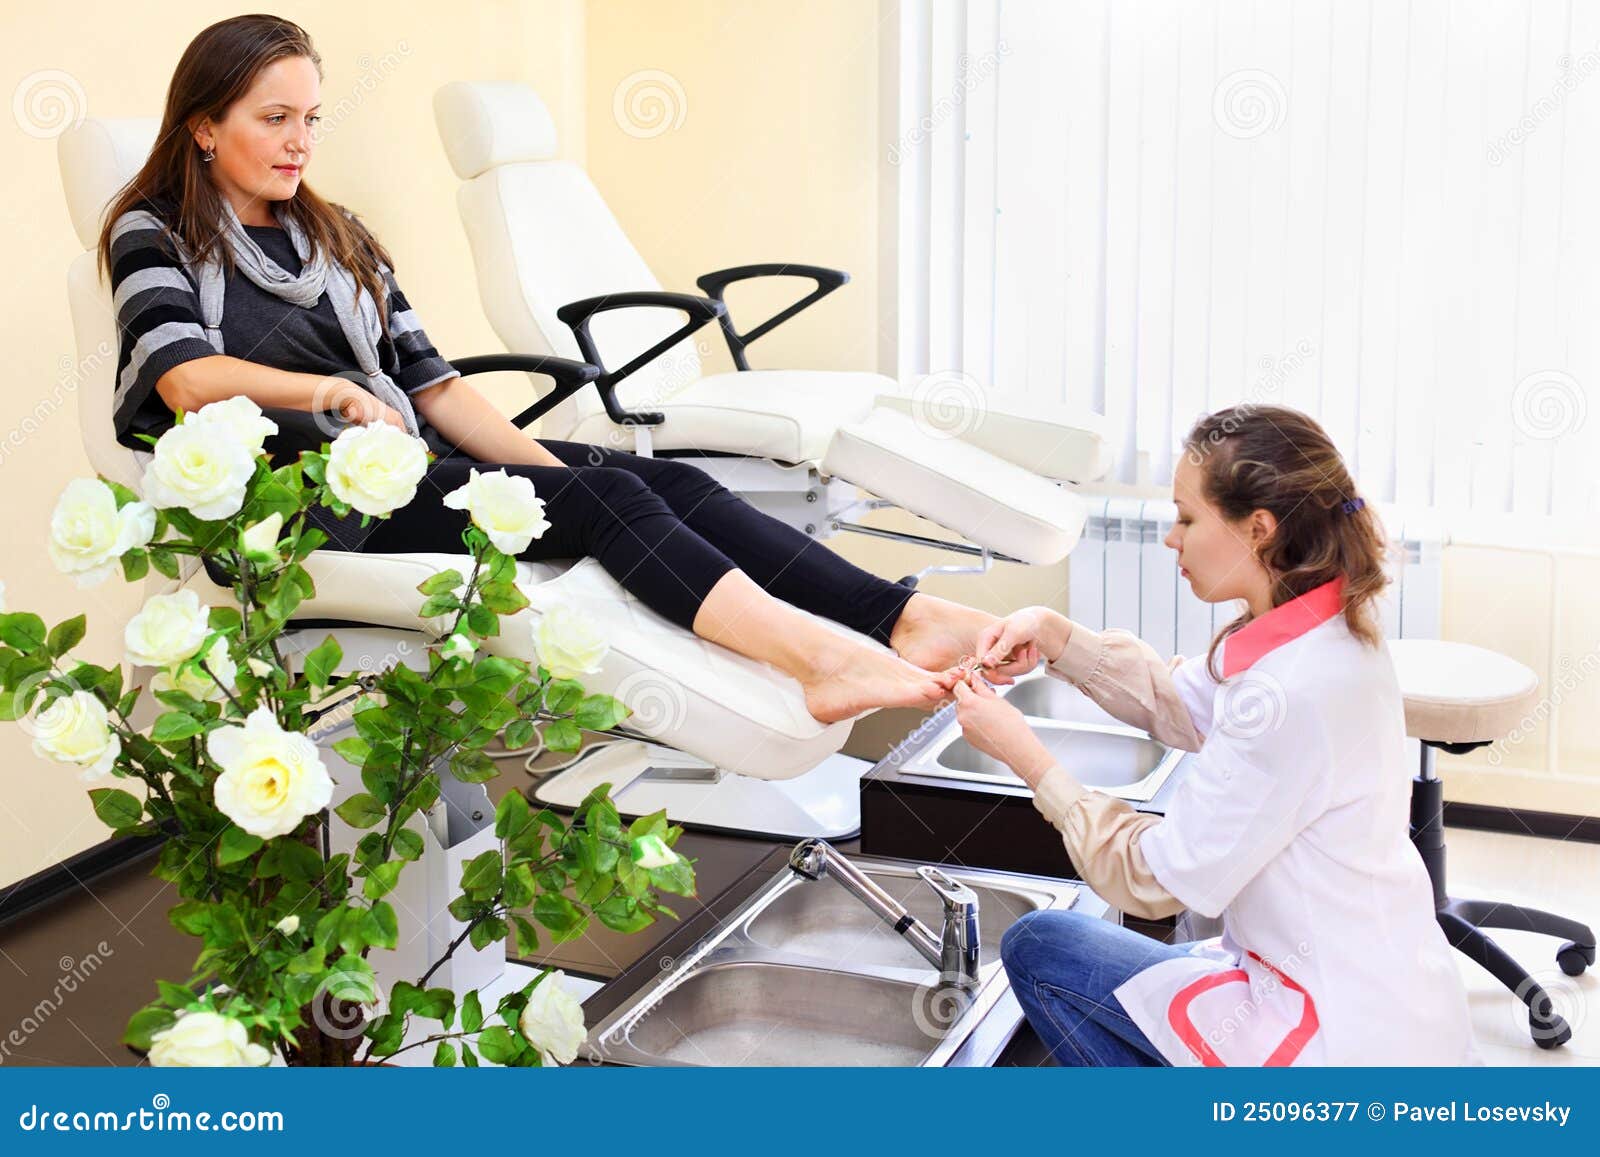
[974,606,1070,683]
[332,383,407,430]
[951,675,1056,787]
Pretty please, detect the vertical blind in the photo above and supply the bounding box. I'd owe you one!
[896,0,1600,519]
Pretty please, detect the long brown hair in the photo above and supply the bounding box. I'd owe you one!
[1183,405,1390,679]
[96,14,392,326]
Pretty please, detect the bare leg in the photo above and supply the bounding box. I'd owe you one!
[693,570,956,724]
[887,592,1003,671]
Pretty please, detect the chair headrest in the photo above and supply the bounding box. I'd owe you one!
[433,81,558,181]
[58,116,160,250]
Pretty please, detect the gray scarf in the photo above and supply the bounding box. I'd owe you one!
[185,200,421,435]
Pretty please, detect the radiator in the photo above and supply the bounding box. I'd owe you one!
[1066,497,1444,655]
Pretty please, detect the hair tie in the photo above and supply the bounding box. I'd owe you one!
[1340,497,1365,515]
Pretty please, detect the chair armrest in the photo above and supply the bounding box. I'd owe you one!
[694,263,850,370]
[450,353,601,428]
[554,291,726,426]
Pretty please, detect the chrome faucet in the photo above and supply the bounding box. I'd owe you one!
[787,838,981,990]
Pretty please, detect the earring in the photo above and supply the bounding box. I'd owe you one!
[202,147,215,163]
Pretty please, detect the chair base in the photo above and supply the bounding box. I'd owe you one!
[533,740,868,840]
[1411,771,1596,1050]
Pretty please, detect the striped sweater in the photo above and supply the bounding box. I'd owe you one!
[107,200,458,455]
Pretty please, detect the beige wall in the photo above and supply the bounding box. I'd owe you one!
[0,0,584,884]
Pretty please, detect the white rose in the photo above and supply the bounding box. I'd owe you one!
[441,468,550,554]
[148,1010,271,1068]
[209,706,334,839]
[246,657,275,678]
[517,971,586,1066]
[152,637,237,703]
[31,690,121,782]
[629,834,680,870]
[125,589,211,670]
[274,914,300,935]
[239,512,284,564]
[186,395,277,455]
[439,632,475,664]
[532,603,608,680]
[47,478,157,588]
[141,421,256,520]
[326,423,428,516]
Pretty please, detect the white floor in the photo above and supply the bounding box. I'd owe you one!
[1444,827,1600,1065]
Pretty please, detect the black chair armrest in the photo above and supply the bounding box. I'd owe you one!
[554,292,727,426]
[450,354,601,428]
[694,263,850,370]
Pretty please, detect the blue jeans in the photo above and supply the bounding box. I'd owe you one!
[1000,909,1197,1066]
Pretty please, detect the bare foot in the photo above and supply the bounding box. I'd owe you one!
[799,643,955,724]
[888,593,1001,672]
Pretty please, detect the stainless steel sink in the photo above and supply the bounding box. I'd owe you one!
[584,855,1080,1067]
[895,668,1186,802]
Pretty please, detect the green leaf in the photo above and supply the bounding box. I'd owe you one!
[469,915,508,951]
[575,693,628,732]
[88,788,142,831]
[333,792,386,829]
[465,604,499,637]
[532,892,583,937]
[303,635,343,688]
[418,593,462,619]
[364,901,399,950]
[216,825,264,866]
[477,581,529,614]
[392,828,425,862]
[121,550,150,582]
[122,1006,177,1050]
[544,679,584,715]
[595,895,654,934]
[459,850,502,898]
[150,712,205,744]
[460,990,484,1034]
[433,1041,457,1067]
[363,861,404,899]
[148,547,181,580]
[0,613,47,653]
[476,1025,520,1065]
[503,719,536,751]
[502,862,536,909]
[543,719,582,753]
[449,749,498,783]
[331,736,371,766]
[510,914,540,955]
[417,569,465,596]
[650,859,697,898]
[46,615,87,658]
[460,1043,479,1067]
[257,838,322,881]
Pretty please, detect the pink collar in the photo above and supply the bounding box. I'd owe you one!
[1222,577,1346,679]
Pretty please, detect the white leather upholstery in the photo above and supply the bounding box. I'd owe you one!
[568,369,888,461]
[876,388,1114,484]
[435,80,559,179]
[180,553,851,781]
[1389,639,1541,745]
[57,112,857,782]
[823,409,1087,566]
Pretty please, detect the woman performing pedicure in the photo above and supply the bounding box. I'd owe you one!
[100,14,995,724]
[949,405,1477,1066]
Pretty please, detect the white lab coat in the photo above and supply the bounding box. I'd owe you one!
[1110,581,1478,1065]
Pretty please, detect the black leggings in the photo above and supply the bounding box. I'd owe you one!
[354,440,916,646]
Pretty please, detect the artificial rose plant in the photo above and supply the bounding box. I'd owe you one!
[5,396,693,1066]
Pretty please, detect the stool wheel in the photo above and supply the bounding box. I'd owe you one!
[1556,940,1595,977]
[1530,1005,1573,1050]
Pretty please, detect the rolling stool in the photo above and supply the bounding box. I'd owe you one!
[1391,639,1596,1049]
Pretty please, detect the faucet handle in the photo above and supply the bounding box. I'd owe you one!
[916,865,978,913]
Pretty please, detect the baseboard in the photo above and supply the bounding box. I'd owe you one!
[1443,801,1600,844]
[0,827,170,930]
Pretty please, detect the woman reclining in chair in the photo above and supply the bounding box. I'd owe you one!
[100,14,994,724]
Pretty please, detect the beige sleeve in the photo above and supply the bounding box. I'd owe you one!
[1031,765,1186,920]
[1044,624,1205,753]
